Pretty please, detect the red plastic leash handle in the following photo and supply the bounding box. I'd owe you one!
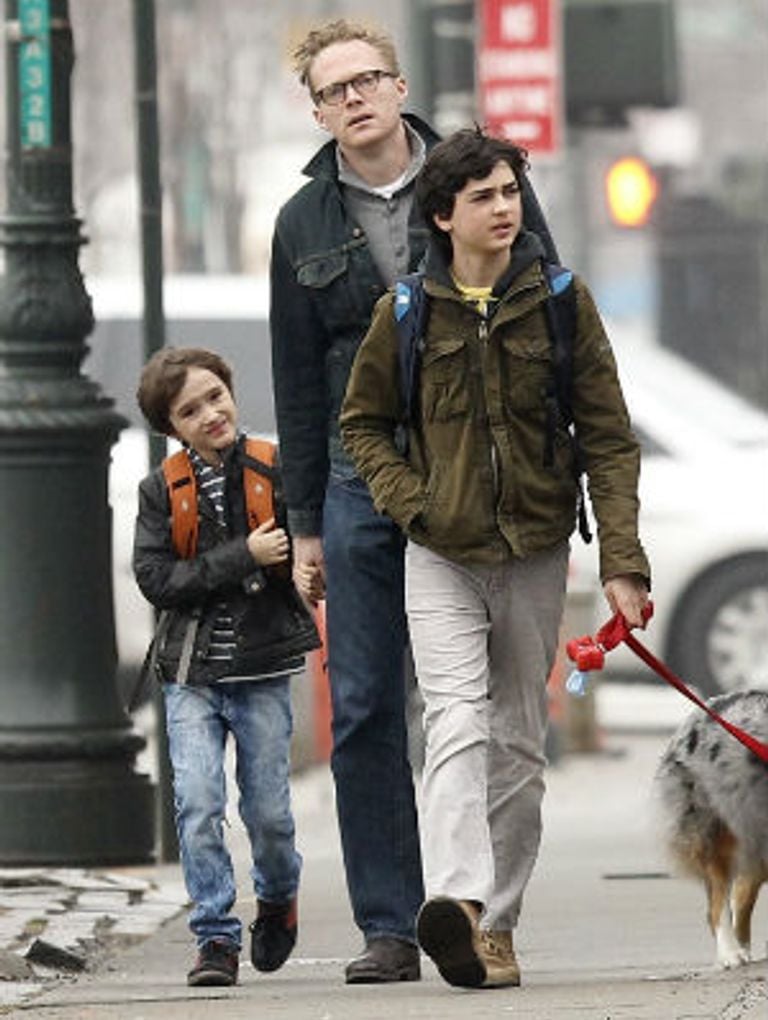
[565,603,654,671]
[596,602,654,650]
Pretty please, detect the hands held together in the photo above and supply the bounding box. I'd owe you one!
[247,525,326,604]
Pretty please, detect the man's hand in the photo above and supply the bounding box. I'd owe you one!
[293,535,326,604]
[603,574,650,629]
[247,518,290,566]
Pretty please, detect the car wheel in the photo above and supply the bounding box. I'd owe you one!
[666,553,768,697]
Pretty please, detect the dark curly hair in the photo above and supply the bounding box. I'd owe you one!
[136,347,234,435]
[416,127,529,257]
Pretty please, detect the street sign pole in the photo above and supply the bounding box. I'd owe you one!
[131,0,179,864]
[477,0,563,158]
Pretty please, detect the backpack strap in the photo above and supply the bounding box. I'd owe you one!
[162,449,198,559]
[241,437,291,581]
[241,437,278,529]
[541,261,593,544]
[163,438,279,562]
[542,261,577,460]
[394,272,430,429]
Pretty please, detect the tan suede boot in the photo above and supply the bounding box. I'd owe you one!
[478,929,521,987]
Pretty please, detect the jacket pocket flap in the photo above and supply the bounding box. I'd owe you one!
[422,335,467,368]
[297,251,348,288]
[501,333,551,361]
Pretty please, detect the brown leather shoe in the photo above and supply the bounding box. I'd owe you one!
[187,939,239,987]
[345,936,421,984]
[416,897,485,988]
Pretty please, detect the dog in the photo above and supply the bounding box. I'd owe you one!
[653,690,768,968]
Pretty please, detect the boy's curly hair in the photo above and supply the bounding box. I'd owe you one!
[416,127,530,256]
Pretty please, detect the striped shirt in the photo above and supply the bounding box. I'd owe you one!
[188,447,237,666]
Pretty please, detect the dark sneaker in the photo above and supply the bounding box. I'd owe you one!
[187,939,239,987]
[345,936,421,984]
[249,897,298,973]
[416,896,485,988]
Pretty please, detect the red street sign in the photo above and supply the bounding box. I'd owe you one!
[478,0,562,157]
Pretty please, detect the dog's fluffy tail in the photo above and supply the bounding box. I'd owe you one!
[653,741,723,879]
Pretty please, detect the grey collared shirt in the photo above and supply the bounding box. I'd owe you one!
[337,121,427,287]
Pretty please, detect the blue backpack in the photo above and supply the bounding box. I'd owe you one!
[393,261,592,543]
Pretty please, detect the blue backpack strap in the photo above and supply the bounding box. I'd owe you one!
[545,262,574,297]
[394,272,429,427]
[541,261,593,544]
[543,262,577,434]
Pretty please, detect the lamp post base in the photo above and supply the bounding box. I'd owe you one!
[0,757,156,865]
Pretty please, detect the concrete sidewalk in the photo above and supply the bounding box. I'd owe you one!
[1,728,766,1018]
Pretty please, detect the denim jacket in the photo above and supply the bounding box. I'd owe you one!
[270,114,557,536]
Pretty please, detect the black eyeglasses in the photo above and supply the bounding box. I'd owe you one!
[313,69,396,107]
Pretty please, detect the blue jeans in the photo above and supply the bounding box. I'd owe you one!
[163,679,301,949]
[323,474,424,943]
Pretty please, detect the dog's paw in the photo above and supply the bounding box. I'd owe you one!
[717,952,742,969]
[716,926,751,968]
[716,943,751,969]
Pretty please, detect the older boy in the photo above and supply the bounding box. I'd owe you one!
[133,347,318,987]
[341,129,650,989]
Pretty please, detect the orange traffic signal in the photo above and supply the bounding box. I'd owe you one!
[605,157,658,227]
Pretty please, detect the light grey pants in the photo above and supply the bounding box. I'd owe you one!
[405,540,568,931]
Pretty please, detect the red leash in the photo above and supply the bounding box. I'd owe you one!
[566,602,768,764]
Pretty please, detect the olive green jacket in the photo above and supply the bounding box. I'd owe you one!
[340,238,650,583]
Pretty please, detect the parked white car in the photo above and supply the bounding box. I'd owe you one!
[569,325,768,696]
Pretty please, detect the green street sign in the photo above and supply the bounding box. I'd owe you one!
[19,0,51,148]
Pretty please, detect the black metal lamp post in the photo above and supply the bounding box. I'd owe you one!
[0,0,154,863]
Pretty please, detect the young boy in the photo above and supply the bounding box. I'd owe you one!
[133,347,319,987]
[341,129,650,989]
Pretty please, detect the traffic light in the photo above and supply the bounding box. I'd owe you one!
[604,157,658,227]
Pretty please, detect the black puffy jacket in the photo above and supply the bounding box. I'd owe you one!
[132,437,319,686]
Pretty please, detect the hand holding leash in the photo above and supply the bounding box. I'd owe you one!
[565,603,653,695]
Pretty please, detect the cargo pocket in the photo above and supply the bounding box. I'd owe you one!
[421,336,470,422]
[501,333,552,413]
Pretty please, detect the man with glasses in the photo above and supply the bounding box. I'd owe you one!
[269,17,557,985]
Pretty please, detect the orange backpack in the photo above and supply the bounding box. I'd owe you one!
[162,437,278,559]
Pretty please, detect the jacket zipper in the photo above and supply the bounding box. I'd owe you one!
[478,317,501,500]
